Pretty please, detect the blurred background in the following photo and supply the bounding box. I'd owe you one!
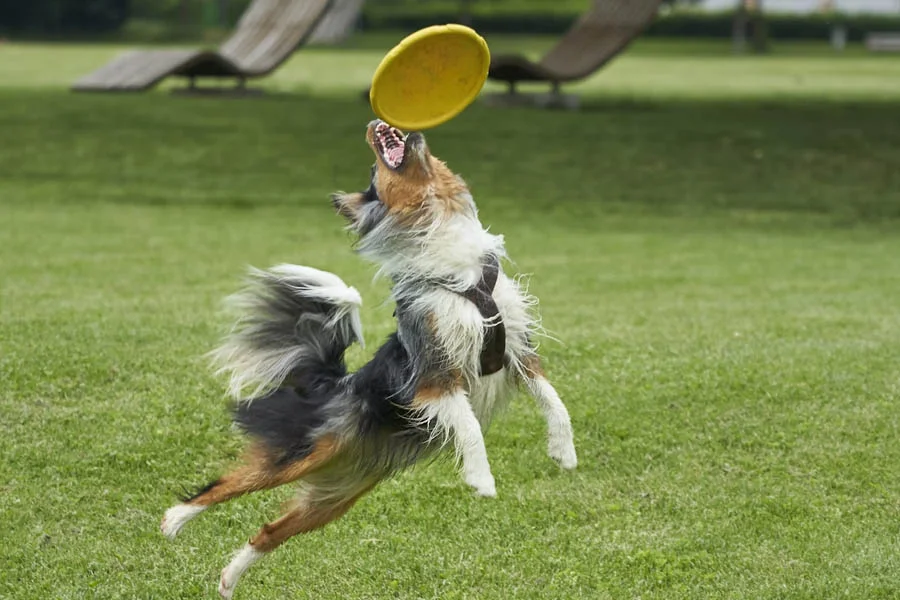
[3,0,900,46]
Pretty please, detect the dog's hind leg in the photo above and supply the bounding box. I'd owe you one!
[521,357,577,470]
[160,437,340,540]
[218,483,374,599]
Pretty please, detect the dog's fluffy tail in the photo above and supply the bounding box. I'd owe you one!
[209,264,364,402]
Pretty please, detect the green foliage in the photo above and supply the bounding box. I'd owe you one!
[130,0,253,29]
[363,4,900,40]
[0,0,130,35]
[648,10,900,41]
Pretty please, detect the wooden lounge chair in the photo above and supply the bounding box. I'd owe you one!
[72,0,333,93]
[485,0,662,109]
[309,0,364,45]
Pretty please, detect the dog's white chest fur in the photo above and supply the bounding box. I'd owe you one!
[425,269,536,429]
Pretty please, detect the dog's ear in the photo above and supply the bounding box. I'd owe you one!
[331,191,365,222]
[332,191,387,236]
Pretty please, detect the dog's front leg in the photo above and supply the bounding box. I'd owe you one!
[523,361,577,469]
[417,389,496,497]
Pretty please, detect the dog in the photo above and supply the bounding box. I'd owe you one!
[160,120,577,599]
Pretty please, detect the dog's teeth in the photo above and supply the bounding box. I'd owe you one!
[376,129,405,168]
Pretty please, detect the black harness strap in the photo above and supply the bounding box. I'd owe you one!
[459,254,506,376]
[393,255,506,377]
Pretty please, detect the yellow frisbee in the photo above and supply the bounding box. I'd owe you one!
[369,24,490,131]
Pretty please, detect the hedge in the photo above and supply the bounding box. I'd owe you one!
[362,8,900,41]
[0,0,130,35]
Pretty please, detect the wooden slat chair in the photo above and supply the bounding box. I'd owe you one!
[308,0,365,45]
[485,0,662,109]
[72,0,333,93]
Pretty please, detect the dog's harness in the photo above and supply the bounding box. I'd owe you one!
[459,254,506,376]
[394,254,506,376]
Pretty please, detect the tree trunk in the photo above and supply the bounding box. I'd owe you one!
[732,0,747,53]
[750,0,768,53]
[218,0,229,27]
[459,0,473,26]
[179,0,191,33]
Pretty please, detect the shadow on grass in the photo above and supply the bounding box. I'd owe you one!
[1,89,899,224]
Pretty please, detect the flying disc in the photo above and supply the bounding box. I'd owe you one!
[370,24,490,131]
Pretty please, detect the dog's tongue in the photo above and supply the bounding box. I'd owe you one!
[376,122,406,168]
[386,145,404,167]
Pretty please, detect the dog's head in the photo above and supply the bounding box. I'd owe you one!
[331,120,473,237]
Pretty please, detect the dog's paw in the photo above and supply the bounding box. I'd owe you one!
[218,568,236,600]
[160,503,205,540]
[219,544,262,599]
[464,470,497,498]
[549,438,577,470]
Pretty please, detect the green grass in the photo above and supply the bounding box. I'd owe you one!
[4,37,900,100]
[2,38,900,599]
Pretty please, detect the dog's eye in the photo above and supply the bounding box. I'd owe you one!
[363,183,378,203]
[362,165,379,203]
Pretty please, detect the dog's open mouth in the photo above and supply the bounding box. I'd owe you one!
[373,122,406,170]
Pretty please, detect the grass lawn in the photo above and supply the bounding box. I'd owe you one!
[2,37,900,599]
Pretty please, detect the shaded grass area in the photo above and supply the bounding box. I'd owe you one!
[2,40,900,599]
[2,91,898,220]
[3,37,900,101]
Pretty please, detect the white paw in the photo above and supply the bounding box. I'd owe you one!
[218,544,261,599]
[218,568,236,600]
[464,470,497,498]
[549,437,577,470]
[160,503,205,540]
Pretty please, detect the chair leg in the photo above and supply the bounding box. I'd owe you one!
[483,79,579,110]
[546,81,578,110]
[536,81,561,109]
